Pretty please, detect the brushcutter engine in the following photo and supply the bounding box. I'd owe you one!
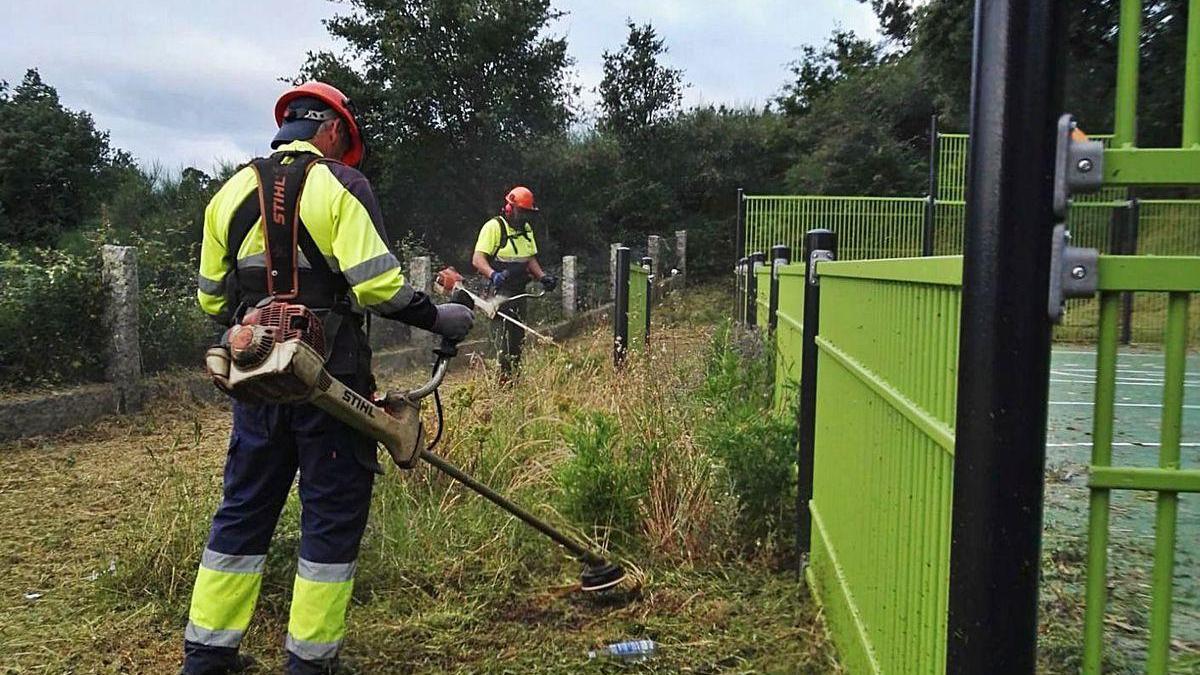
[205,300,427,468]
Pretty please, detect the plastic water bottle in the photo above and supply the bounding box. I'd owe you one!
[587,639,657,662]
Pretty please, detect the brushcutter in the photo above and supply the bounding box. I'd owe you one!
[434,267,557,346]
[204,298,625,592]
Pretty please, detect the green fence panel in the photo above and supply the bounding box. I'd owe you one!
[1082,256,1200,675]
[756,263,772,327]
[936,134,969,202]
[807,256,962,675]
[628,263,648,350]
[773,264,806,413]
[743,196,926,261]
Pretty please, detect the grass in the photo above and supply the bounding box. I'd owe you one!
[0,284,839,673]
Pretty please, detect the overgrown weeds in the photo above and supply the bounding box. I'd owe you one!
[1,284,838,672]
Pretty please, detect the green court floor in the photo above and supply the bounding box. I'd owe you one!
[1043,347,1200,669]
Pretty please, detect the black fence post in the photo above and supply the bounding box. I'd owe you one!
[613,246,630,366]
[641,256,653,341]
[947,0,1067,672]
[746,251,765,328]
[924,114,939,256]
[735,256,748,324]
[796,229,835,568]
[734,188,746,321]
[769,244,791,332]
[1121,197,1139,344]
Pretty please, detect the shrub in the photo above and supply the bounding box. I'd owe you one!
[555,410,647,538]
[0,244,107,387]
[697,323,797,554]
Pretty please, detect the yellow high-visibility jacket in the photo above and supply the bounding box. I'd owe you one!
[197,141,436,372]
[197,141,435,323]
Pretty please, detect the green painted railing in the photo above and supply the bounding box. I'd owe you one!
[805,256,962,675]
[743,196,926,261]
[1082,256,1200,675]
[628,263,648,350]
[936,133,969,203]
[755,263,772,327]
[773,263,806,412]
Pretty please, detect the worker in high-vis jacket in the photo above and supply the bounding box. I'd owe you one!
[471,186,556,377]
[185,82,473,675]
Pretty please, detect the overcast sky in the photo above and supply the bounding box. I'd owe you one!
[0,1,878,172]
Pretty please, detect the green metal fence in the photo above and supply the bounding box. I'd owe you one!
[802,256,962,675]
[743,196,926,262]
[628,262,649,350]
[755,263,772,327]
[773,263,805,412]
[1082,257,1200,674]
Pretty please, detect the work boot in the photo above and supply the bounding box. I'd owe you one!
[287,654,356,675]
[180,653,257,675]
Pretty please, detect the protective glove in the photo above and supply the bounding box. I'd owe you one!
[430,303,475,342]
[540,274,558,291]
[489,269,509,288]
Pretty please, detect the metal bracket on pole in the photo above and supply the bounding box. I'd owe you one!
[1047,223,1100,323]
[1053,113,1105,219]
[808,249,834,286]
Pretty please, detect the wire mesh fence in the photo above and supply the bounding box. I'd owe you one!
[742,193,1200,344]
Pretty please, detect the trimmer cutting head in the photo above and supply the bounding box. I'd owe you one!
[580,561,626,592]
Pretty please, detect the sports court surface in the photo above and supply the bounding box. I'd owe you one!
[1043,347,1199,663]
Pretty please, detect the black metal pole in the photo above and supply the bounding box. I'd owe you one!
[768,244,791,332]
[924,114,940,256]
[1121,197,1139,344]
[947,0,1068,672]
[796,230,834,567]
[641,256,653,341]
[745,251,765,328]
[734,188,746,321]
[736,256,748,324]
[613,247,630,366]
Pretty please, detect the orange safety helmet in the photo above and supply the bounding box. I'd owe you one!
[503,186,538,217]
[274,81,365,167]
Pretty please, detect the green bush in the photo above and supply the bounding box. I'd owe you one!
[0,244,107,387]
[555,410,648,538]
[697,324,796,552]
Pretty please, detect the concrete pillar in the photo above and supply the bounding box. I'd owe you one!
[562,255,577,316]
[100,245,142,412]
[409,255,432,294]
[675,229,687,283]
[408,255,434,348]
[610,242,622,300]
[647,235,663,276]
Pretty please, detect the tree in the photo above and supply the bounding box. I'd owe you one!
[299,0,575,258]
[862,0,916,44]
[597,21,684,142]
[0,70,116,247]
[776,30,880,118]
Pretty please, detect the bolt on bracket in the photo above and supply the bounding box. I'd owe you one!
[1047,223,1099,324]
[808,249,834,286]
[1053,113,1105,219]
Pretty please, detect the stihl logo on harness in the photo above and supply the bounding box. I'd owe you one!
[272,174,288,226]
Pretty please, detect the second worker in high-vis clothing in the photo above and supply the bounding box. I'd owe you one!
[184,81,473,675]
[471,186,557,377]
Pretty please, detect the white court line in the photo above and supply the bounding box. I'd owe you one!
[1050,378,1200,389]
[1047,442,1200,447]
[1050,401,1200,409]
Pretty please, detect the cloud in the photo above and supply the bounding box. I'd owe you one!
[1,0,879,168]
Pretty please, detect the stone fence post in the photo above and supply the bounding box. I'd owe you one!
[675,230,687,283]
[647,235,662,276]
[562,255,577,316]
[101,245,142,412]
[610,242,622,299]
